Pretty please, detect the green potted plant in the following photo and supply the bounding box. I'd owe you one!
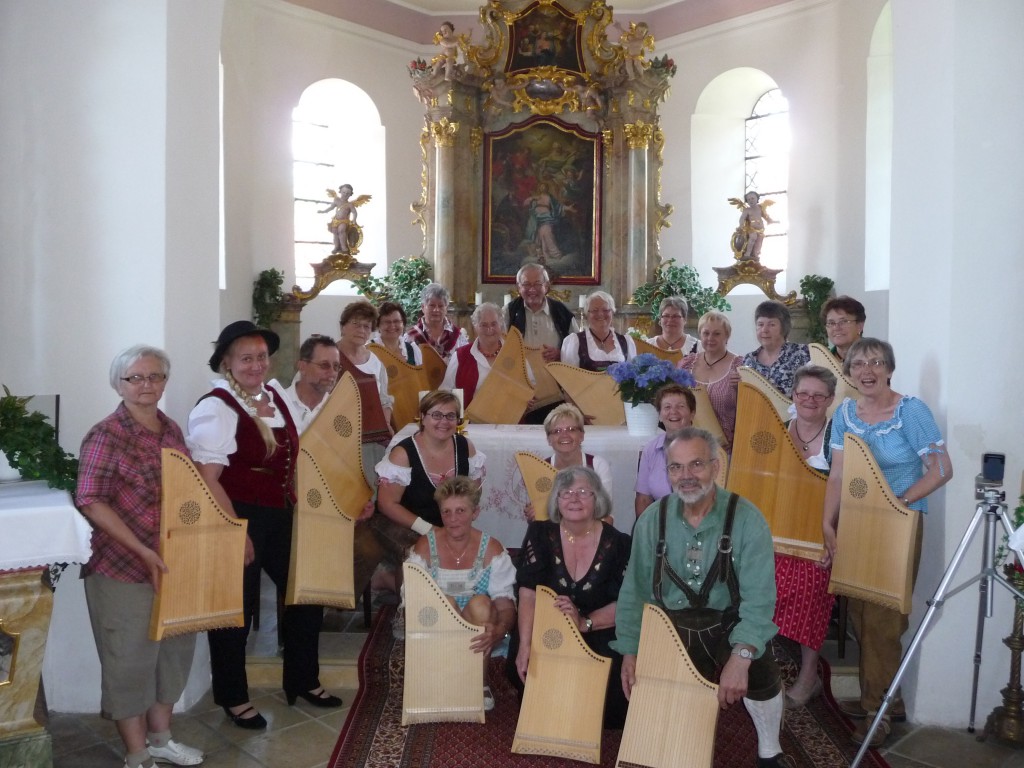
[0,385,79,494]
[799,274,835,345]
[252,268,286,328]
[630,259,732,326]
[351,256,432,320]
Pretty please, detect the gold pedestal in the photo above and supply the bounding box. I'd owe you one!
[985,587,1024,746]
[0,569,54,768]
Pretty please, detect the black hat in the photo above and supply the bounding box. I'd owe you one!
[208,320,280,373]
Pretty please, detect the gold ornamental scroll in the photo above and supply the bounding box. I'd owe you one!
[524,345,563,410]
[513,586,611,764]
[634,337,684,365]
[545,362,625,426]
[419,344,447,390]
[465,327,535,425]
[402,562,485,725]
[516,451,557,522]
[150,449,247,641]
[828,433,919,614]
[738,366,792,422]
[615,604,719,768]
[727,382,827,560]
[286,372,372,608]
[690,384,728,451]
[808,342,860,417]
[367,342,428,430]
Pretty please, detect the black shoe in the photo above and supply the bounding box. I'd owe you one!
[223,705,267,730]
[757,754,796,768]
[286,688,343,708]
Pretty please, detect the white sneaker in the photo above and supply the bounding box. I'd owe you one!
[147,739,205,766]
[483,685,495,712]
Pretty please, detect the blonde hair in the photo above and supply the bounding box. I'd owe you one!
[224,369,280,458]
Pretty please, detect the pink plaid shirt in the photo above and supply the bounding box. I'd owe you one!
[76,402,189,583]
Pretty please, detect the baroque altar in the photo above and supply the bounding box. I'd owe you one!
[408,0,676,313]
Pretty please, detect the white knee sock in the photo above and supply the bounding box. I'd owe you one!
[743,691,784,758]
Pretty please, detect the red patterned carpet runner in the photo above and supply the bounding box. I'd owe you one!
[329,607,891,768]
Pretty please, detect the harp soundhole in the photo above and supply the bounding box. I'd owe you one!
[536,477,553,493]
[418,606,439,627]
[333,415,353,438]
[848,477,869,499]
[542,628,563,650]
[179,500,201,525]
[750,431,777,455]
[307,488,322,508]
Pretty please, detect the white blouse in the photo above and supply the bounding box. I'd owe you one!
[186,379,286,466]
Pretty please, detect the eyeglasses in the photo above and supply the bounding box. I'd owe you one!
[518,281,545,290]
[121,373,167,385]
[667,459,713,475]
[426,411,459,422]
[305,361,342,372]
[849,358,888,371]
[557,488,595,500]
[825,318,855,329]
[549,426,581,436]
[659,313,684,321]
[793,391,830,403]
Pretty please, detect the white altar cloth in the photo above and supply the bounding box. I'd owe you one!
[386,424,650,546]
[0,480,92,571]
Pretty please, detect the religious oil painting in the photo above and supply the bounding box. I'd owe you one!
[483,117,601,285]
[506,1,583,75]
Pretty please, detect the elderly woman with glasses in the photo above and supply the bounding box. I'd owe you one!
[508,466,632,728]
[371,300,423,365]
[77,346,204,768]
[405,476,516,710]
[822,338,953,747]
[821,295,866,362]
[560,290,637,371]
[742,300,810,397]
[646,296,701,354]
[404,282,469,362]
[440,302,510,408]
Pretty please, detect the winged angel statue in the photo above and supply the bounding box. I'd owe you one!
[319,184,372,254]
[728,191,776,262]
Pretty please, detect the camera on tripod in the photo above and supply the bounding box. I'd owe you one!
[975,452,1006,501]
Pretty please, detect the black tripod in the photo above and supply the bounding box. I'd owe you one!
[851,484,1024,767]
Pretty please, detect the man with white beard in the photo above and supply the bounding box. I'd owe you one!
[612,427,791,768]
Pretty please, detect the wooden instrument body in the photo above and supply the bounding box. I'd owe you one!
[690,384,728,452]
[727,382,827,560]
[524,343,563,410]
[367,342,427,430]
[419,344,447,390]
[634,337,684,365]
[513,586,611,764]
[808,342,860,417]
[150,448,247,641]
[465,327,535,425]
[401,562,486,724]
[545,362,625,426]
[829,433,919,614]
[737,366,791,422]
[516,451,556,522]
[286,373,372,609]
[616,604,719,768]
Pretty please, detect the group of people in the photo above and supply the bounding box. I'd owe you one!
[75,264,950,767]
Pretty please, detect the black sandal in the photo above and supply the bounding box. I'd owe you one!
[223,704,267,730]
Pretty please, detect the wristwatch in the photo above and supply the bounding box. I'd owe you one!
[731,645,754,660]
[582,617,593,633]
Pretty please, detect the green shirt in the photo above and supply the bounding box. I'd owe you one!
[611,486,778,657]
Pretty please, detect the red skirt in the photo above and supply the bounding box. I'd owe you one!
[772,553,835,650]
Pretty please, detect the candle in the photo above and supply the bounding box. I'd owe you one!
[474,291,483,306]
[504,293,512,306]
[579,294,587,309]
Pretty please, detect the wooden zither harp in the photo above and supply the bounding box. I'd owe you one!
[690,383,728,454]
[634,336,684,365]
[523,343,563,411]
[829,433,919,614]
[367,341,428,431]
[402,561,485,725]
[465,326,535,425]
[419,344,447,390]
[149,448,247,641]
[513,586,611,764]
[516,451,556,522]
[616,604,719,768]
[285,372,372,609]
[807,342,860,417]
[545,362,624,426]
[727,381,828,560]
[737,366,791,422]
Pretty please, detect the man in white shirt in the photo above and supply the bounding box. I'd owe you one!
[278,335,341,434]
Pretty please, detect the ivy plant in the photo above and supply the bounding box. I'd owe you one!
[0,385,79,494]
[630,259,731,323]
[252,268,285,328]
[799,274,835,345]
[351,257,433,322]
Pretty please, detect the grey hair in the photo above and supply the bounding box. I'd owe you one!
[584,290,616,313]
[546,465,612,523]
[843,337,895,377]
[420,282,450,305]
[664,426,719,464]
[109,345,171,392]
[516,263,550,285]
[791,364,838,397]
[658,296,689,318]
[471,301,504,329]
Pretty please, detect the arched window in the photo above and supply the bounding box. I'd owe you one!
[744,88,789,272]
[292,79,386,292]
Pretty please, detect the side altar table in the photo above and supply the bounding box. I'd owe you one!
[0,480,92,768]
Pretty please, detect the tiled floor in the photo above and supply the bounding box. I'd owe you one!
[42,589,1024,768]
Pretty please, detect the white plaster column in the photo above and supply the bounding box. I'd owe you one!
[431,117,460,292]
[623,121,653,302]
[888,0,1024,727]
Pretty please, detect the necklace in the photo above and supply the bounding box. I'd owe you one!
[703,351,728,368]
[791,419,826,451]
[593,329,614,346]
[562,524,595,544]
[481,346,500,360]
[443,534,473,566]
[661,334,685,350]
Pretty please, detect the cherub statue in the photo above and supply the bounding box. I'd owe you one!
[728,191,776,261]
[318,184,371,254]
[570,78,603,113]
[485,75,519,112]
[613,21,655,80]
[431,21,461,81]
